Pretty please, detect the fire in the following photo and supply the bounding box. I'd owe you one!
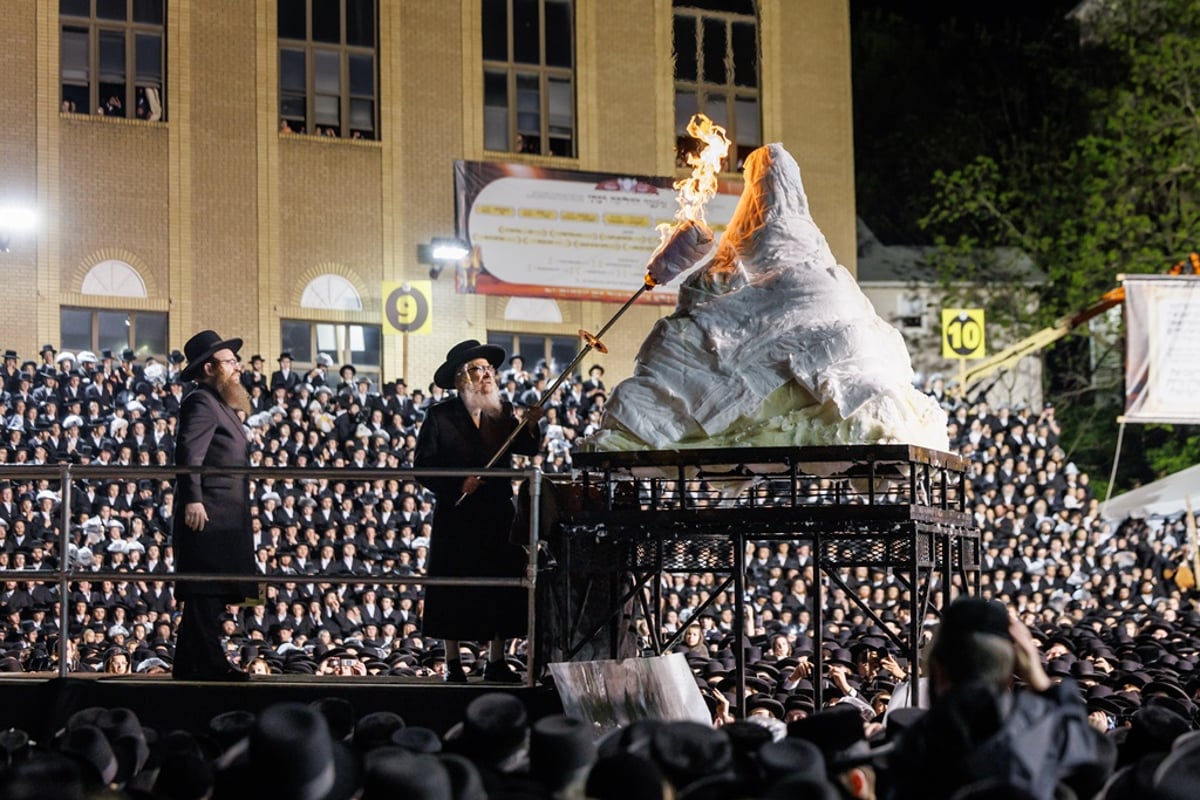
[640,114,731,288]
[673,113,732,226]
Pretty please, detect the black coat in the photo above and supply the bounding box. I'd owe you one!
[414,396,539,641]
[269,369,300,393]
[172,383,256,601]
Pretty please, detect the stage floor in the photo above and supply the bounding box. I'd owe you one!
[0,674,564,742]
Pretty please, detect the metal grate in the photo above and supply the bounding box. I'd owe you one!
[629,537,736,571]
[818,532,933,568]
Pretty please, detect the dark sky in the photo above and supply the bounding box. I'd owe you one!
[847,0,1088,242]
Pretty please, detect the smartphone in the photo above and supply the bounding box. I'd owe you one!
[340,658,356,667]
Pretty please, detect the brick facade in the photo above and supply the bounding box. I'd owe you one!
[0,0,854,387]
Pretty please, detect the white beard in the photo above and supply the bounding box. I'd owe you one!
[461,380,502,419]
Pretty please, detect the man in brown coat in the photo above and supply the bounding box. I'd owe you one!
[172,330,256,681]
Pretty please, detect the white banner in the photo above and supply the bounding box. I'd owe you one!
[1124,274,1200,424]
[454,160,741,304]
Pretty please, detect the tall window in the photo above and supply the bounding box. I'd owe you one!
[482,0,575,157]
[280,320,381,385]
[278,0,378,140]
[61,308,168,359]
[672,0,759,170]
[60,0,166,119]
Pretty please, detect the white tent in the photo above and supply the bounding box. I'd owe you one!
[1103,462,1200,520]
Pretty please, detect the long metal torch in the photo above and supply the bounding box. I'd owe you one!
[455,277,655,505]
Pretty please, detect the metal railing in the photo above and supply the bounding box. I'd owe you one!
[0,464,543,687]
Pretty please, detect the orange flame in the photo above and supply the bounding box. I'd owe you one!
[674,113,731,225]
[640,115,731,287]
[653,114,731,251]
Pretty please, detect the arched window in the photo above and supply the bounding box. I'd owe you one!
[503,297,563,323]
[80,259,148,297]
[289,275,376,383]
[300,274,363,311]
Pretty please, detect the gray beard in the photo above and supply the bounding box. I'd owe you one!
[461,383,502,419]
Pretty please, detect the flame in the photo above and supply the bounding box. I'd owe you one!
[639,115,731,288]
[675,114,731,224]
[653,114,731,249]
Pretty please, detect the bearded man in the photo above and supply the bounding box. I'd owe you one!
[171,330,256,681]
[415,340,541,683]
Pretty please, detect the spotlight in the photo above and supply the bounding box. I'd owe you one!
[430,237,469,261]
[0,204,38,253]
[418,237,471,280]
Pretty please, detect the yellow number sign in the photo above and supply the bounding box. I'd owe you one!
[941,309,986,359]
[382,281,432,335]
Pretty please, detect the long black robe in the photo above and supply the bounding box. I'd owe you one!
[414,396,540,641]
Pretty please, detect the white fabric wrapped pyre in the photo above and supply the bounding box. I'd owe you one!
[591,143,948,452]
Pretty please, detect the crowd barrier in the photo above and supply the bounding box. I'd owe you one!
[0,464,545,687]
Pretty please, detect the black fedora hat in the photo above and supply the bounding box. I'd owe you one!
[180,330,243,381]
[433,340,504,390]
[442,692,528,768]
[215,702,360,800]
[530,715,597,792]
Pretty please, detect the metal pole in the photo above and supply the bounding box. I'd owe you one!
[461,282,652,502]
[812,532,824,710]
[909,525,922,708]
[524,469,541,688]
[58,462,73,678]
[733,529,746,719]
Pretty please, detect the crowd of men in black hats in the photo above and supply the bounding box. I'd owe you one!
[3,344,1200,795]
[0,345,609,677]
[1,603,1198,798]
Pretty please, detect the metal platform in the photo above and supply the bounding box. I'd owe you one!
[555,444,980,711]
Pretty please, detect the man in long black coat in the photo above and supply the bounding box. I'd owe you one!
[415,339,541,683]
[172,330,256,681]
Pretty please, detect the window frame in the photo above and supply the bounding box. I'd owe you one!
[60,306,169,361]
[481,0,576,158]
[59,0,167,120]
[279,319,382,387]
[672,1,760,171]
[486,332,581,380]
[277,0,380,140]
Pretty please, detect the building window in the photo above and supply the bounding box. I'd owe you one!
[60,0,165,119]
[280,320,381,384]
[299,274,363,311]
[278,0,378,140]
[80,259,148,297]
[897,293,927,332]
[482,0,575,157]
[61,307,168,359]
[672,0,759,170]
[487,332,579,379]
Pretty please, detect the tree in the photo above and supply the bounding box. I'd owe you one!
[917,0,1200,489]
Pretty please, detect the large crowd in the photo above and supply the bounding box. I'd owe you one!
[2,343,1200,797]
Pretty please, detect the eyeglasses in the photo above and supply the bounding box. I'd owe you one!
[463,364,496,378]
[212,357,241,369]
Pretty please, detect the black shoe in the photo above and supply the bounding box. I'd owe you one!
[444,661,468,684]
[482,660,523,684]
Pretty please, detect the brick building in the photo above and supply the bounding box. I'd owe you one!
[0,0,854,388]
